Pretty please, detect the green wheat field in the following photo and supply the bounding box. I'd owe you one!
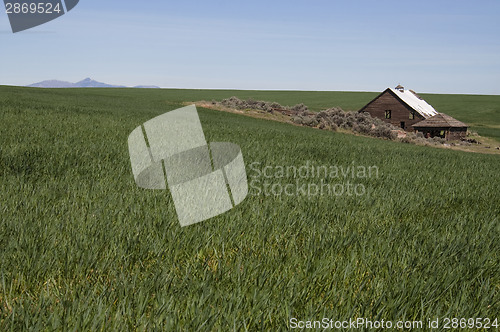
[0,86,499,330]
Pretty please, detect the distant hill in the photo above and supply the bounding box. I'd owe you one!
[72,78,125,88]
[27,78,160,89]
[28,79,75,88]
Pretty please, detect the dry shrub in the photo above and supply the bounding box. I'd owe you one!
[219,97,309,114]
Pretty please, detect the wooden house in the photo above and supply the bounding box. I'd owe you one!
[359,85,468,140]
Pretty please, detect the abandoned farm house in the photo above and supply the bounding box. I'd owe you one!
[359,85,468,140]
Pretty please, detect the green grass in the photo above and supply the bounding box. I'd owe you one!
[0,86,499,330]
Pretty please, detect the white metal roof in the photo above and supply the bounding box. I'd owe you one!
[389,88,438,118]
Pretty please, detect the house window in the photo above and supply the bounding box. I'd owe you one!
[409,111,415,120]
[385,110,391,119]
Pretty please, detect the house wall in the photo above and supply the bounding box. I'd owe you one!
[359,90,425,131]
[447,127,468,140]
[413,127,447,139]
[413,126,467,141]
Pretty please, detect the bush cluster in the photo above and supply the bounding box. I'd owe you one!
[219,96,309,114]
[293,107,398,140]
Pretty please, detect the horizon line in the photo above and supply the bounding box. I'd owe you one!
[1,84,499,96]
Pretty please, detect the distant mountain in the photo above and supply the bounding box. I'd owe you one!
[28,79,75,88]
[73,78,125,88]
[27,78,160,89]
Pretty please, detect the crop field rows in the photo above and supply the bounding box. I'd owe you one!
[0,86,499,330]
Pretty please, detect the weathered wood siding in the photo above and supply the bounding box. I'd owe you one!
[359,89,424,131]
[447,127,467,140]
[413,126,467,141]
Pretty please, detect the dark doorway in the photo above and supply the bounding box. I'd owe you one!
[400,121,405,129]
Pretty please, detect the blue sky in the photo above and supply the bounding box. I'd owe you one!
[1,0,499,94]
